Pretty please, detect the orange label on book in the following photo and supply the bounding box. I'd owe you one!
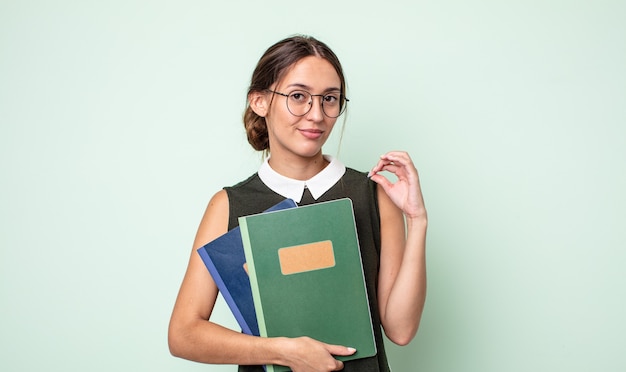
[278,240,335,275]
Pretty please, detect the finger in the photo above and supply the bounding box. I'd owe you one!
[380,155,412,170]
[377,153,411,169]
[325,344,357,356]
[369,173,394,191]
[370,165,408,183]
[382,151,416,169]
[379,155,419,181]
[369,152,398,171]
[368,159,397,178]
[369,151,415,178]
[381,150,411,162]
[332,359,345,371]
[367,161,386,177]
[379,164,402,175]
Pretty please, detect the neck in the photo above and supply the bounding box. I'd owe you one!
[267,152,329,181]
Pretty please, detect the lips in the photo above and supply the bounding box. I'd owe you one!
[298,128,324,140]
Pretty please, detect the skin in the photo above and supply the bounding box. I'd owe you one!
[168,56,428,371]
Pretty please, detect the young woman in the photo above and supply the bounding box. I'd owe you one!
[168,35,428,372]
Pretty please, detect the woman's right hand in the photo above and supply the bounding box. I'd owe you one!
[278,336,356,372]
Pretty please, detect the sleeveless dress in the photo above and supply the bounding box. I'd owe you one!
[225,168,390,372]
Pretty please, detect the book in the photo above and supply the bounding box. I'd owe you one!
[239,198,376,372]
[197,198,298,336]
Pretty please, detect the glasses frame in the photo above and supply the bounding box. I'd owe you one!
[268,89,349,118]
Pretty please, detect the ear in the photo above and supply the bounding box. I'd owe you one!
[249,91,269,117]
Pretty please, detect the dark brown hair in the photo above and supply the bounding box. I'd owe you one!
[243,35,347,151]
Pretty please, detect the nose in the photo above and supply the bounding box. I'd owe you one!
[306,96,324,122]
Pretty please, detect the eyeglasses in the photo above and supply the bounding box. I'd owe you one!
[268,89,349,118]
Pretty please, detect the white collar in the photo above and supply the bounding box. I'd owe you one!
[258,155,346,203]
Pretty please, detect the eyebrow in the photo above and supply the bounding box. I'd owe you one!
[285,83,341,93]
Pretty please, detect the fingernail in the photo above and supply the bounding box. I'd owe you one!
[347,347,356,353]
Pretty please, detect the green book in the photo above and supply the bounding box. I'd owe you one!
[239,198,376,372]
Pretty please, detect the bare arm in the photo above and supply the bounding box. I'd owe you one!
[167,190,355,371]
[368,151,428,346]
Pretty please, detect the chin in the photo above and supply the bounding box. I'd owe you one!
[295,148,324,159]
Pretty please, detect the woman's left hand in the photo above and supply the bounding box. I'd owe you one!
[369,152,428,345]
[368,151,426,219]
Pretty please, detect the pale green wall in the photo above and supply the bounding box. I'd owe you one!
[1,1,625,371]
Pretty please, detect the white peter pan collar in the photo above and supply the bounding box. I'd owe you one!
[258,155,346,203]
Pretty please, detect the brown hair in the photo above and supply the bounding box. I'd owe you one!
[243,35,347,151]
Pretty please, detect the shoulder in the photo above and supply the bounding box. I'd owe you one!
[344,166,368,178]
[376,183,404,233]
[222,172,286,229]
[208,189,229,211]
[223,173,262,205]
[227,173,260,189]
[330,166,380,222]
[342,167,377,197]
[193,189,230,249]
[342,167,373,188]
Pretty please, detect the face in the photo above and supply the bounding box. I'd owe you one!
[252,56,342,161]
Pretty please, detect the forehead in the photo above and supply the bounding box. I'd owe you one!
[276,56,341,91]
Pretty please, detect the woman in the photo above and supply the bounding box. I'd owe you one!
[168,35,427,372]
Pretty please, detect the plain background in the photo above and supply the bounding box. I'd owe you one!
[1,1,625,371]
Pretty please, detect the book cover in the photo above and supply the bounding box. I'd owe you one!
[239,198,376,372]
[197,198,298,336]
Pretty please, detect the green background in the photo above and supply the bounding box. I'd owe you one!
[1,1,624,371]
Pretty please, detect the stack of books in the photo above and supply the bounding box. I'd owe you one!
[197,198,376,372]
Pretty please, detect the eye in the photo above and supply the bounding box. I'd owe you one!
[323,93,340,106]
[289,91,309,104]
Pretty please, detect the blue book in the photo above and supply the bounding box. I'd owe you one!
[197,199,298,336]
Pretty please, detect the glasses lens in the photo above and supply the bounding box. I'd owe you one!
[286,91,311,116]
[321,92,342,118]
